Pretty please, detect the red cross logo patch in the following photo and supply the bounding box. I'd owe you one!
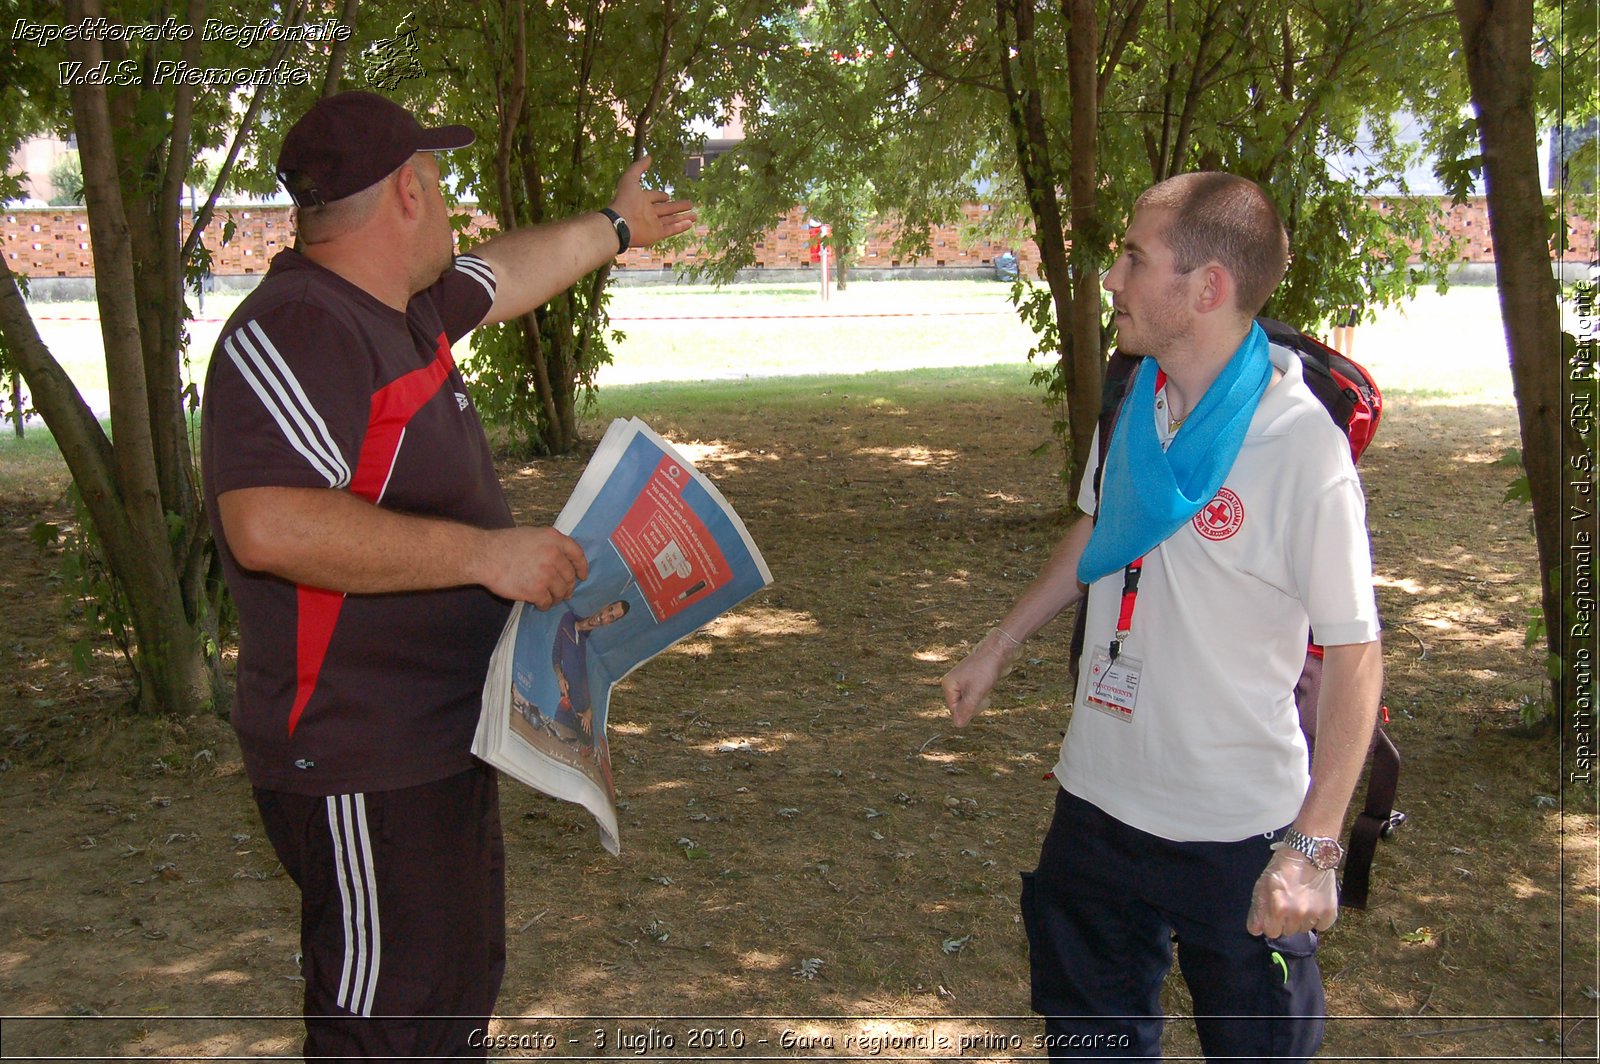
[1193,487,1245,541]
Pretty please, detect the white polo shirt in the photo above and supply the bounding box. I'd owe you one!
[1058,346,1380,842]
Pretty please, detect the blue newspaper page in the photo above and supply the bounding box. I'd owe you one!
[474,418,773,853]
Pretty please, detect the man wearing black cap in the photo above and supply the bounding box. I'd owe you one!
[199,91,694,1059]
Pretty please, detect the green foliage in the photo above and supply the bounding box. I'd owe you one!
[1010,278,1074,469]
[372,0,797,454]
[1513,603,1556,729]
[1534,0,1600,129]
[31,489,135,682]
[1497,447,1533,505]
[2,368,31,439]
[693,0,995,284]
[1430,116,1485,204]
[1525,603,1547,651]
[45,151,83,206]
[712,0,1479,478]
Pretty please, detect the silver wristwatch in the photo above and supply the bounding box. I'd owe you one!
[1279,828,1345,871]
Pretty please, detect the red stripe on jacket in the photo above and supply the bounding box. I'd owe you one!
[287,337,457,737]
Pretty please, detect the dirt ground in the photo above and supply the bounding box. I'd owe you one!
[0,377,1594,1061]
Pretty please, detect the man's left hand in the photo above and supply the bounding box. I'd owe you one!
[1246,848,1339,938]
[608,156,695,248]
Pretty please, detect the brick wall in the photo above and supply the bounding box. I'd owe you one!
[613,204,1033,273]
[1,205,295,279]
[3,198,1592,281]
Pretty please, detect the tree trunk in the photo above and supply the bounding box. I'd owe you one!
[997,0,1082,486]
[0,259,212,714]
[551,300,581,453]
[8,0,220,716]
[1453,0,1575,691]
[120,0,211,649]
[1065,0,1105,502]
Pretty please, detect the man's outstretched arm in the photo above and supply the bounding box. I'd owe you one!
[473,156,695,325]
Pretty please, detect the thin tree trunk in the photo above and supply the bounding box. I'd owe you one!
[0,261,115,491]
[322,0,360,96]
[55,0,211,714]
[1065,0,1104,501]
[997,0,1080,482]
[1453,0,1573,688]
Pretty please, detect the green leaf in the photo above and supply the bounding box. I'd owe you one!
[1525,604,1547,648]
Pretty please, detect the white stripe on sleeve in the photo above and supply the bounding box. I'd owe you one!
[453,254,497,301]
[224,320,353,488]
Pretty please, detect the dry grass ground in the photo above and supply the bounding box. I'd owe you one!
[0,362,1591,1061]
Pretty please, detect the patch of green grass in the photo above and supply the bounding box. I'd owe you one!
[24,282,1031,402]
[0,422,73,494]
[611,279,1008,310]
[599,279,1038,387]
[594,363,1037,419]
[10,281,1515,473]
[21,294,242,403]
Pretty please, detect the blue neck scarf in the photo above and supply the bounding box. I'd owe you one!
[1077,323,1271,584]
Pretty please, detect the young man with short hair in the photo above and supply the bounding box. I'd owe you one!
[943,172,1383,1060]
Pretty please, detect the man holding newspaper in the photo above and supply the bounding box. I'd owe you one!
[199,91,692,1060]
[942,173,1382,1060]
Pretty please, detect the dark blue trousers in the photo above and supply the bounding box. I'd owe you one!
[1021,788,1325,1062]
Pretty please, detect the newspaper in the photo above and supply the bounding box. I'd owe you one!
[473,417,773,854]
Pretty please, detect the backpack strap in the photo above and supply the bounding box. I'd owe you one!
[1295,649,1400,910]
[1090,351,1143,504]
[1069,351,1142,676]
[1340,727,1402,909]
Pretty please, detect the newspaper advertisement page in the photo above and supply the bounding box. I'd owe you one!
[475,418,773,853]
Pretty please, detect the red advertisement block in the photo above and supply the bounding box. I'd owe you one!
[610,455,732,622]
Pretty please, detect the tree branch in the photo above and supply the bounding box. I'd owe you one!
[632,0,678,161]
[866,0,1003,93]
[321,0,360,96]
[1098,0,1148,98]
[180,0,307,265]
[0,260,115,486]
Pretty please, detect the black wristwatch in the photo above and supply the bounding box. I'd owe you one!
[1279,828,1345,871]
[599,208,631,254]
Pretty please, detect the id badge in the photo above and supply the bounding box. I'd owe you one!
[1083,649,1143,722]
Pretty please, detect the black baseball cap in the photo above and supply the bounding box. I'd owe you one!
[277,91,474,207]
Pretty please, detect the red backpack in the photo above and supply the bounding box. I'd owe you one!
[1071,318,1402,908]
